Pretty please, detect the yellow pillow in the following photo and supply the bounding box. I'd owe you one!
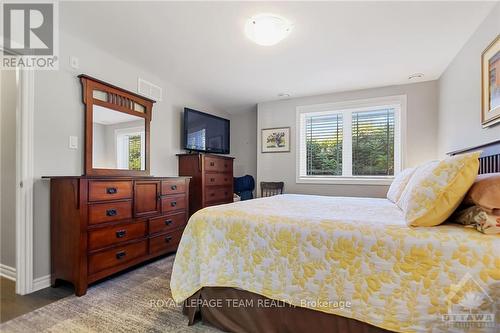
[387,167,416,203]
[398,152,480,227]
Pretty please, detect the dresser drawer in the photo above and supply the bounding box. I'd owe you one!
[149,213,186,235]
[88,240,147,275]
[161,195,186,214]
[161,179,186,196]
[205,186,232,203]
[149,229,183,255]
[88,201,132,225]
[204,156,232,173]
[205,173,232,186]
[89,180,133,202]
[88,222,146,251]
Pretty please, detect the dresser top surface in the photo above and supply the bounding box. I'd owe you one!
[176,153,235,160]
[42,175,191,180]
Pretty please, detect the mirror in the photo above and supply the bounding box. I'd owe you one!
[92,105,146,171]
[80,74,155,176]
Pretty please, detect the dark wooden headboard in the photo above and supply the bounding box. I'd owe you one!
[448,139,500,174]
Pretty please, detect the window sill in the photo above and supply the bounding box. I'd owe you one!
[296,176,394,185]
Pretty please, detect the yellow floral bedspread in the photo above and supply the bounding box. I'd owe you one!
[170,194,500,332]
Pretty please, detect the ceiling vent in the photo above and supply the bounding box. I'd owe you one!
[138,78,163,101]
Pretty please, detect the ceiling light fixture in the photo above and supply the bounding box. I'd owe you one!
[278,92,291,98]
[408,73,424,80]
[245,14,292,46]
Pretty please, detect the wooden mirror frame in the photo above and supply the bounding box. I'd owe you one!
[79,74,156,176]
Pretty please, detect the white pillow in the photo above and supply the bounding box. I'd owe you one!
[386,167,416,203]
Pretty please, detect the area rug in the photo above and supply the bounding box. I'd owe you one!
[0,255,219,333]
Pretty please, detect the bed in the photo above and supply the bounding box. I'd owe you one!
[170,141,500,333]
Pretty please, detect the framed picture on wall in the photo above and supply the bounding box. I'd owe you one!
[261,127,290,153]
[481,35,500,127]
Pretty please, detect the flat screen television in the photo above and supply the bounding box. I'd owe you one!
[183,108,230,154]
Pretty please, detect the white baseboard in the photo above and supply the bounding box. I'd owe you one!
[0,265,51,292]
[0,264,16,281]
[32,274,51,292]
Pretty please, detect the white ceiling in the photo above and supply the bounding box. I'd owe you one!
[61,1,496,113]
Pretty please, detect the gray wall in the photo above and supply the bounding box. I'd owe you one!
[257,81,439,198]
[1,70,17,269]
[92,123,109,168]
[230,107,257,182]
[438,3,500,155]
[32,31,229,279]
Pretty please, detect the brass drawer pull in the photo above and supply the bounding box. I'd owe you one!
[210,178,215,182]
[170,185,177,190]
[116,230,126,238]
[165,235,173,243]
[116,251,126,260]
[164,219,173,226]
[210,162,215,166]
[170,201,177,207]
[106,209,117,217]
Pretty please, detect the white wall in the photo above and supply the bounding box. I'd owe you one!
[257,81,439,198]
[230,107,257,182]
[92,123,108,168]
[32,31,229,279]
[0,70,17,269]
[438,3,500,155]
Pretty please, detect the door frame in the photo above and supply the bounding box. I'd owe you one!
[15,67,35,295]
[1,46,36,295]
[2,47,36,295]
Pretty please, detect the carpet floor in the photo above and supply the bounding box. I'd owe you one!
[0,255,219,333]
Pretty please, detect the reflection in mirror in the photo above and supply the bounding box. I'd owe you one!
[92,105,146,171]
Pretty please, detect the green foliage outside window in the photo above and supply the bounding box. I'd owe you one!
[128,135,142,170]
[306,139,342,175]
[352,110,394,176]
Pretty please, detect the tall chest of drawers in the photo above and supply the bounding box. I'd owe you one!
[178,154,234,216]
[47,176,190,296]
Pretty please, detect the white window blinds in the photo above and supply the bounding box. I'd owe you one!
[352,108,395,176]
[305,113,343,175]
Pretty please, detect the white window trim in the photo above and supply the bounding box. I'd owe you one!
[296,95,407,185]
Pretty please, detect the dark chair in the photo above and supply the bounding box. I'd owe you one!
[234,175,255,201]
[260,182,284,197]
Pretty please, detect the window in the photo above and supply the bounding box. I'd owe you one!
[352,108,395,176]
[297,95,405,184]
[305,113,343,175]
[116,127,146,170]
[127,134,142,170]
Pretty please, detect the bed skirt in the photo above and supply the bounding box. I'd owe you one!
[183,287,392,333]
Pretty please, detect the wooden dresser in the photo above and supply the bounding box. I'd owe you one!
[47,176,190,296]
[178,154,234,216]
